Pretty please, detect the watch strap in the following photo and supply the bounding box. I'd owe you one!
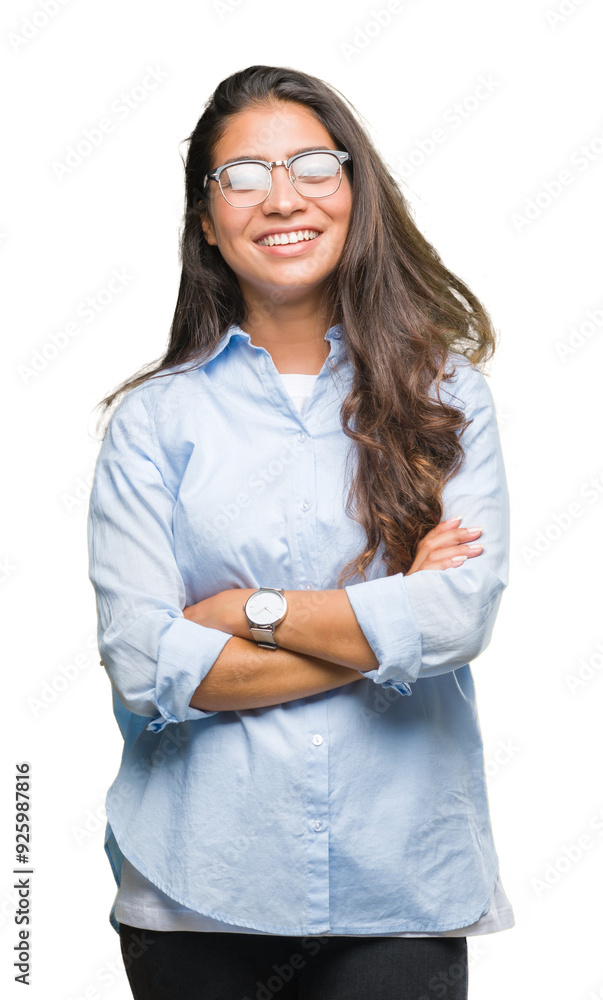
[249,625,279,649]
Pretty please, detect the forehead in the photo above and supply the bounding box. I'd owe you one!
[212,102,335,162]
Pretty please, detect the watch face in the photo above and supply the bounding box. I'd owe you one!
[246,590,285,625]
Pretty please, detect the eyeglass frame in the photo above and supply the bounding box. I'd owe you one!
[202,149,352,207]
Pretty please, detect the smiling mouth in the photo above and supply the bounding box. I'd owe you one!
[255,229,322,247]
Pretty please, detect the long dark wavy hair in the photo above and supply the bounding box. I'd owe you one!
[94,64,498,585]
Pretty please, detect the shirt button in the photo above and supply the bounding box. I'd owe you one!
[332,330,341,339]
[304,583,313,590]
[313,820,323,832]
[301,499,311,511]
[312,734,323,746]
[298,431,307,443]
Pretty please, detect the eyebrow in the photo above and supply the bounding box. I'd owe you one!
[220,146,333,166]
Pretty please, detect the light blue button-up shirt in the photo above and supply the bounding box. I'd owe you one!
[87,321,510,936]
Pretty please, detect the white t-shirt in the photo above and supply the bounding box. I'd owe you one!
[114,371,515,937]
[277,371,321,415]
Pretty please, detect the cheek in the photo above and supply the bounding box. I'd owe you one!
[213,223,246,260]
[333,192,353,233]
[215,235,258,283]
[213,214,253,254]
[334,208,352,245]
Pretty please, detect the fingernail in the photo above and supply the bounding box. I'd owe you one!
[451,556,467,565]
[466,544,483,550]
[446,515,462,524]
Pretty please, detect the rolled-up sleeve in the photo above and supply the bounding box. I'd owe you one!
[87,385,233,732]
[344,362,509,693]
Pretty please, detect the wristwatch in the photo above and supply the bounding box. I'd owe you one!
[243,587,288,649]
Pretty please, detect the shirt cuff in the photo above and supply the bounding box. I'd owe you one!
[344,573,422,695]
[146,617,234,733]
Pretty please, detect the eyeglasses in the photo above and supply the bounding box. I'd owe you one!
[202,149,351,208]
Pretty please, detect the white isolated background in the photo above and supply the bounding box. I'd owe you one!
[1,0,602,997]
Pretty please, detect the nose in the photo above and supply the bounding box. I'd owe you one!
[261,164,307,215]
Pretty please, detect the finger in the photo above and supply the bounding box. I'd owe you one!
[430,516,463,535]
[448,528,483,554]
[422,524,483,552]
[415,518,461,551]
[424,544,484,570]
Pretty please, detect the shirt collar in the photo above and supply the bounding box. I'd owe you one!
[200,321,347,368]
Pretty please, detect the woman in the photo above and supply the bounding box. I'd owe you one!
[87,64,514,1000]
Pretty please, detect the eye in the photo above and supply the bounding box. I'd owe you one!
[291,153,342,197]
[221,163,270,193]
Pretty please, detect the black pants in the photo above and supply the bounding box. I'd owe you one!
[119,922,468,1000]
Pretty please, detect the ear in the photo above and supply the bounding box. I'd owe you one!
[199,201,218,246]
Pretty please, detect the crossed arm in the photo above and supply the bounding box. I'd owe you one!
[184,588,373,712]
[89,364,504,728]
[185,518,483,712]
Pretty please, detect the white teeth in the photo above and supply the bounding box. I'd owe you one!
[258,229,320,247]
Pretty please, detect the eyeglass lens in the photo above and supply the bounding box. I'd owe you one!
[219,152,342,207]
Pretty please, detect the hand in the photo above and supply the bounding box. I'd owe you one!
[406,516,483,575]
[183,588,255,635]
